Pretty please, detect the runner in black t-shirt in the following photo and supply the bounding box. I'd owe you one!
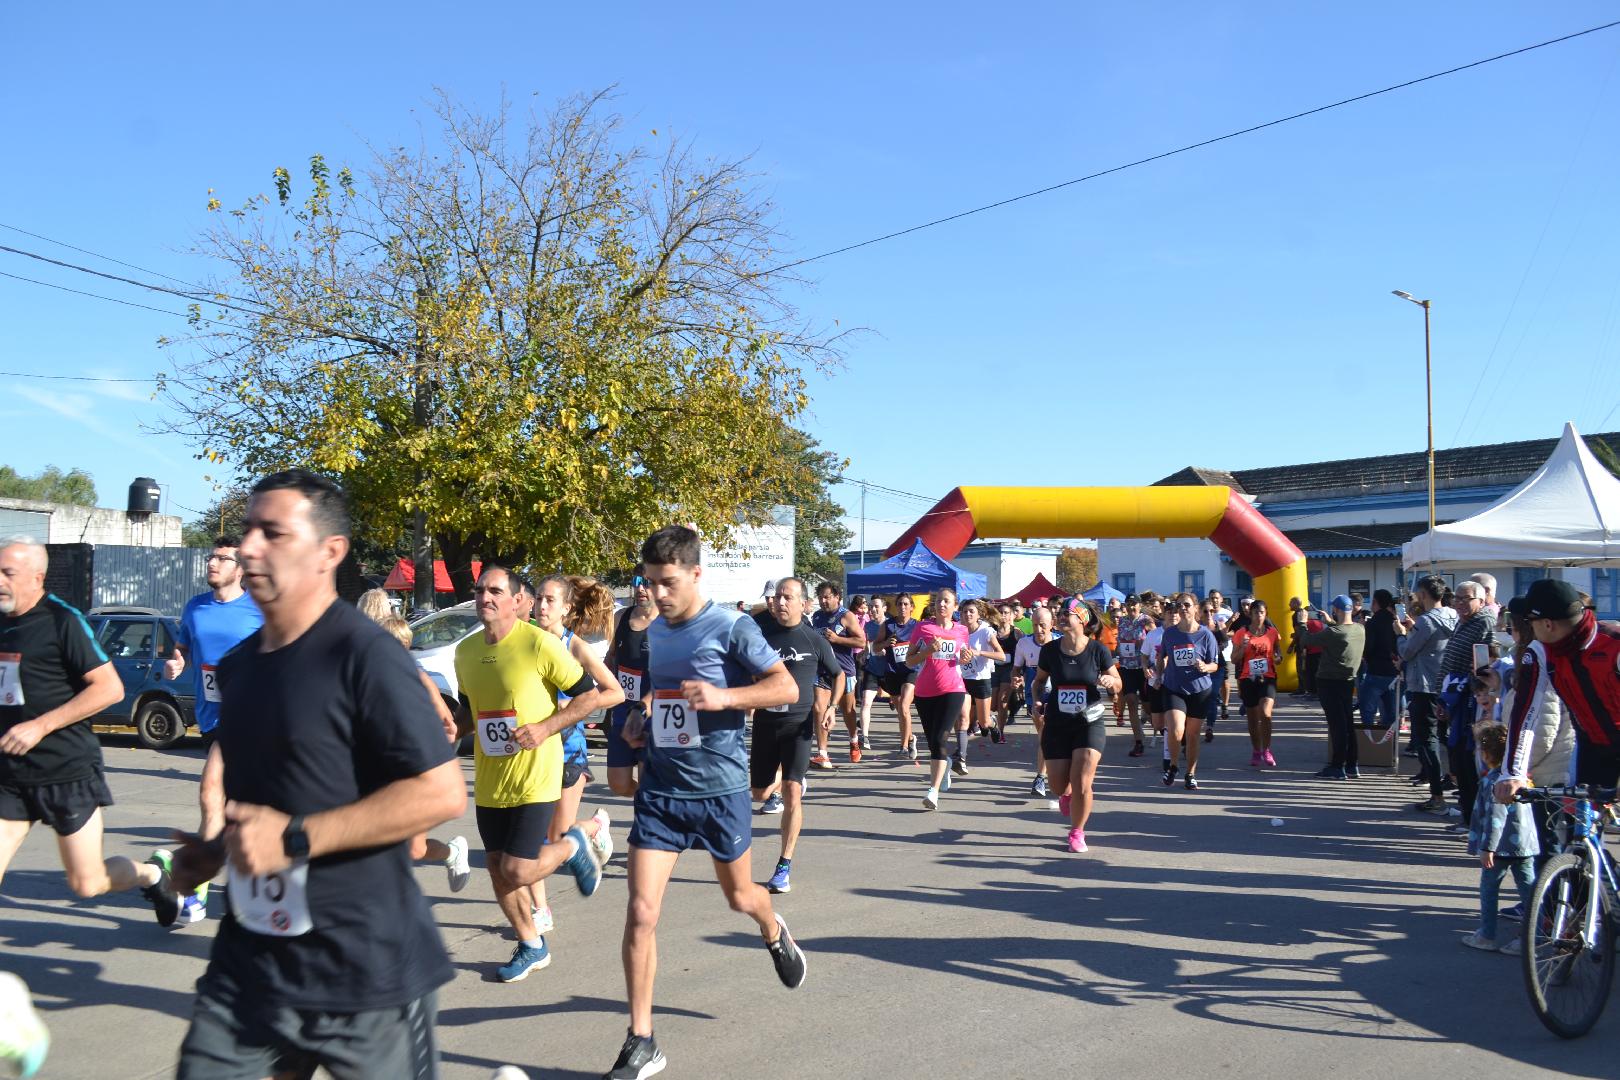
[1031,598,1120,854]
[167,471,468,1079]
[0,538,179,924]
[750,578,838,895]
[605,568,656,799]
[875,596,921,761]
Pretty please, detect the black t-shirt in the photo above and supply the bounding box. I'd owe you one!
[208,599,456,1011]
[995,628,1021,668]
[753,614,838,721]
[0,595,109,786]
[610,607,652,699]
[1364,608,1400,677]
[883,617,919,671]
[1037,638,1115,720]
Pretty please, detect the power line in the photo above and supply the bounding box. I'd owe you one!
[0,268,189,319]
[0,221,204,291]
[0,367,157,383]
[761,19,1620,276]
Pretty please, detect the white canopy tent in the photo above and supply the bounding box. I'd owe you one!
[1402,422,1620,570]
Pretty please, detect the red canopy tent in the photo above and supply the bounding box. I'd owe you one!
[1003,572,1063,606]
[383,558,482,594]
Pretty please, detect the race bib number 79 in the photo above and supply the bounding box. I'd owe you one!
[652,689,701,749]
[0,653,22,706]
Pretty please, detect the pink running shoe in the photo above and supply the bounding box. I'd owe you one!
[1067,828,1088,853]
[1058,793,1071,818]
[1262,749,1277,767]
[1249,751,1262,767]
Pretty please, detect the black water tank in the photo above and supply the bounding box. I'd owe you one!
[127,477,161,514]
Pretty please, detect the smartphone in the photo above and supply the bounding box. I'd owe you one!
[1472,642,1491,672]
[1395,603,1407,622]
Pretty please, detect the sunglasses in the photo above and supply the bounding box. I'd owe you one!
[632,575,649,587]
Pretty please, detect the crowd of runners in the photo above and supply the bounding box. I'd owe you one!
[1,468,1617,1079]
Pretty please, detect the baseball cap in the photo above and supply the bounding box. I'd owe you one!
[1330,594,1353,611]
[1524,579,1584,619]
[1125,594,1140,604]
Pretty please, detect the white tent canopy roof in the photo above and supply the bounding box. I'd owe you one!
[1402,422,1620,570]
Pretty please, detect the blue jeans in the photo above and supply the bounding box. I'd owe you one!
[1358,673,1399,730]
[1479,857,1535,939]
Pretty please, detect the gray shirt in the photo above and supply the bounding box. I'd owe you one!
[1398,606,1458,694]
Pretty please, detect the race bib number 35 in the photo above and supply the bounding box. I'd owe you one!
[1055,686,1087,714]
[0,653,22,706]
[1248,657,1269,679]
[200,664,221,703]
[228,862,312,937]
[652,689,701,749]
[477,710,521,757]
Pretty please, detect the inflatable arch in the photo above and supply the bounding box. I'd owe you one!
[885,486,1309,690]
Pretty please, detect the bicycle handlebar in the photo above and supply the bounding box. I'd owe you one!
[1514,783,1619,805]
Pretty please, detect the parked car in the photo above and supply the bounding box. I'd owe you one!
[86,607,196,750]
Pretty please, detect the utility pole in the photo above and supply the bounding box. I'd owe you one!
[860,481,867,569]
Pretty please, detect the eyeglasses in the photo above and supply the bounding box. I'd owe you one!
[632,576,648,587]
[1177,601,1196,610]
[206,555,238,564]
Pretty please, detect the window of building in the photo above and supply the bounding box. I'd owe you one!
[1234,570,1253,595]
[1309,570,1324,609]
[1112,573,1136,596]
[1178,570,1205,596]
[1513,567,1548,599]
[1348,579,1370,603]
[1595,569,1619,620]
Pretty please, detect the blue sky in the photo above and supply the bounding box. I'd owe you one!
[4,3,1618,551]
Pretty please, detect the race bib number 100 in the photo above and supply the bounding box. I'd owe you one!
[477,710,520,757]
[0,653,22,706]
[652,689,701,749]
[228,862,312,937]
[932,638,959,660]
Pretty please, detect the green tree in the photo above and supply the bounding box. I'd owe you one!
[0,465,98,507]
[157,92,845,603]
[749,428,852,588]
[1056,545,1099,594]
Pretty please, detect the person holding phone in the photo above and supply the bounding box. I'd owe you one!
[1358,590,1403,737]
[1436,580,1498,825]
[1298,596,1366,779]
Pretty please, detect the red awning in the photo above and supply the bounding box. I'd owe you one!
[1004,572,1062,606]
[382,558,482,593]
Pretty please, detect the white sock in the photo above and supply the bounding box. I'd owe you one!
[522,936,543,949]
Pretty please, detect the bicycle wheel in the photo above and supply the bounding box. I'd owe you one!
[1522,851,1616,1038]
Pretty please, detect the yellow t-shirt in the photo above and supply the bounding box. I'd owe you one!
[454,620,584,808]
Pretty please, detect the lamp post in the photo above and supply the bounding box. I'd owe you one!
[1392,290,1436,542]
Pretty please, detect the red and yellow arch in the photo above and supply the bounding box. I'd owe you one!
[885,486,1308,689]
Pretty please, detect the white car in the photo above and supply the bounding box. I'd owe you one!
[410,602,482,705]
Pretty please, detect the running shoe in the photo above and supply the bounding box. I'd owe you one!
[859,733,872,750]
[1249,751,1262,767]
[1058,793,1071,818]
[1067,828,1088,853]
[605,1031,666,1080]
[922,788,939,811]
[562,825,603,898]
[951,755,968,776]
[589,810,614,865]
[1500,937,1523,956]
[498,939,551,982]
[1410,773,1430,786]
[1184,775,1199,792]
[1344,765,1361,779]
[1046,798,1061,812]
[990,727,1003,744]
[1031,774,1050,798]
[142,850,181,928]
[760,793,785,815]
[1262,750,1277,767]
[1161,764,1178,787]
[809,752,836,771]
[849,742,861,764]
[1202,727,1214,744]
[767,913,808,989]
[1413,796,1449,814]
[1459,929,1500,952]
[532,905,554,934]
[1314,766,1346,780]
[767,864,791,894]
[445,835,471,893]
[940,769,952,793]
[907,740,919,764]
[1128,741,1145,758]
[0,972,48,1080]
[176,893,208,926]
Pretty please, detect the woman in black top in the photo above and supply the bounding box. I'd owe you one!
[1358,589,1403,732]
[990,603,1022,740]
[1031,598,1120,854]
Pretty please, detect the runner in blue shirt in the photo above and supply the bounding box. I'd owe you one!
[163,535,264,923]
[607,525,807,1080]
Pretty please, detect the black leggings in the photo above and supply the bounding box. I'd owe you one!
[915,692,965,761]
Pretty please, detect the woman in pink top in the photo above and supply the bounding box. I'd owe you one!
[908,586,969,810]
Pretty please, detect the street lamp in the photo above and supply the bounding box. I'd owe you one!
[1392,290,1436,542]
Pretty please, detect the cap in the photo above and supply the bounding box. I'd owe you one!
[1524,579,1584,620]
[761,579,778,598]
[1125,594,1140,604]
[1330,594,1353,611]
[1505,595,1533,621]
[1239,597,1254,606]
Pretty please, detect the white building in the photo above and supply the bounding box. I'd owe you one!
[0,496,183,547]
[840,541,1061,600]
[1098,431,1620,618]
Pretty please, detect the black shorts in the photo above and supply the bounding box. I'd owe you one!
[0,772,113,837]
[1239,679,1277,709]
[561,758,590,789]
[881,668,918,696]
[475,801,557,860]
[1119,668,1145,696]
[178,976,437,1080]
[964,678,993,701]
[1164,689,1214,721]
[1145,685,1166,714]
[1041,715,1107,759]
[858,667,885,695]
[991,664,1013,688]
[750,712,814,788]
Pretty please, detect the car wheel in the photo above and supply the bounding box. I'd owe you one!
[135,698,186,750]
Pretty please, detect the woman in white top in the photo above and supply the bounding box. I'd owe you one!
[954,600,1006,773]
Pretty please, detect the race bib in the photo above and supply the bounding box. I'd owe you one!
[0,653,22,706]
[652,689,701,749]
[891,643,909,665]
[1119,641,1137,658]
[616,666,643,701]
[477,710,521,757]
[1055,686,1087,714]
[1172,645,1197,667]
[201,664,221,703]
[1247,657,1269,679]
[227,862,312,937]
[932,638,959,660]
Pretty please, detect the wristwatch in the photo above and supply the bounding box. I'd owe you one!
[282,815,310,860]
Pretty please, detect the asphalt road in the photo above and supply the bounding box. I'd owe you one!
[2,699,1614,1079]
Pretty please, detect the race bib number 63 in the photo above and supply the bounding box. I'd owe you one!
[477,710,520,757]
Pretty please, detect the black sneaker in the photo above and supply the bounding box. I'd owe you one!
[768,913,807,989]
[1413,796,1448,814]
[1184,775,1199,792]
[604,1030,666,1079]
[1202,727,1214,744]
[142,850,181,928]
[1314,766,1346,780]
[1344,765,1361,779]
[1128,741,1145,758]
[1162,763,1179,787]
[951,755,968,776]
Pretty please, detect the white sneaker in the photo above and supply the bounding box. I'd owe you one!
[922,789,939,811]
[1459,929,1500,952]
[588,809,614,865]
[176,893,208,926]
[490,1068,529,1079]
[0,972,49,1079]
[445,836,471,893]
[1045,799,1061,812]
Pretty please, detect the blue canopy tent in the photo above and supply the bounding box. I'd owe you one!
[1081,580,1126,606]
[846,539,988,600]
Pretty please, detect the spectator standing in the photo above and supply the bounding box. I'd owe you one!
[1302,596,1366,779]
[1400,576,1458,813]
[1358,590,1402,733]
[1439,580,1497,825]
[1461,723,1538,953]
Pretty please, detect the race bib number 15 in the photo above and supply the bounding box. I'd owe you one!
[0,653,22,706]
[652,689,701,749]
[228,862,312,937]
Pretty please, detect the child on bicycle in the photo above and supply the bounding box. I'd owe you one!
[1463,722,1540,953]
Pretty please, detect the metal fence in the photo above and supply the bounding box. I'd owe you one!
[44,544,210,616]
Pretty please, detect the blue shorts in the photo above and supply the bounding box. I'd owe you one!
[627,788,752,863]
[605,704,642,769]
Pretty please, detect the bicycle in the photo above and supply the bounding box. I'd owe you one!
[1516,783,1619,1039]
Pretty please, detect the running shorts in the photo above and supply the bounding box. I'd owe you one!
[750,712,814,788]
[1119,669,1145,696]
[605,704,642,770]
[627,788,752,862]
[561,758,590,789]
[0,772,113,837]
[1146,685,1167,714]
[880,668,918,696]
[963,677,992,701]
[1041,715,1108,760]
[991,663,1013,688]
[1163,689,1214,721]
[1239,679,1277,709]
[857,667,885,695]
[475,800,557,861]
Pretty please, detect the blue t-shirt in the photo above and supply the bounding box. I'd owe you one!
[1159,624,1220,696]
[176,590,264,732]
[555,629,589,765]
[644,600,780,799]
